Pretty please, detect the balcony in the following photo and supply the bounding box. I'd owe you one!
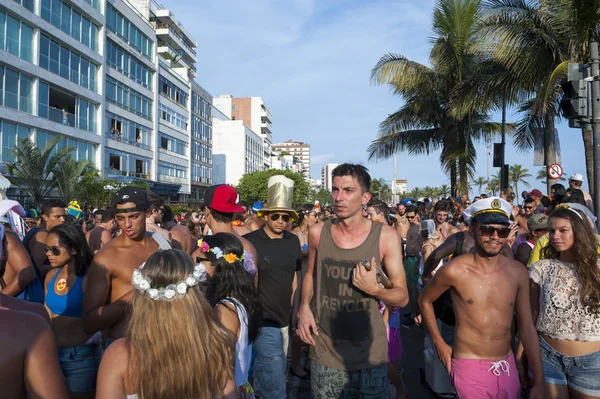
[106,133,152,151]
[38,104,97,134]
[104,168,150,180]
[157,173,187,184]
[155,23,196,64]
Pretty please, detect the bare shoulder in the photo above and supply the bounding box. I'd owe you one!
[503,257,528,279]
[0,295,51,325]
[101,338,128,372]
[308,222,325,245]
[381,224,400,242]
[92,237,125,269]
[438,254,471,280]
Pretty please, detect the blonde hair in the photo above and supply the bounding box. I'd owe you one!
[126,249,234,398]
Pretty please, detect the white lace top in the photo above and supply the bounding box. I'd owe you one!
[529,259,600,341]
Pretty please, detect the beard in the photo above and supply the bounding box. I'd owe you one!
[474,236,504,257]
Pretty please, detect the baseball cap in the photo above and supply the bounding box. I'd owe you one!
[462,197,512,226]
[528,189,543,199]
[569,173,584,182]
[251,201,263,213]
[204,185,244,213]
[111,186,149,210]
[527,214,549,232]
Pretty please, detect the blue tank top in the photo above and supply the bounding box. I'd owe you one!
[45,269,84,318]
[301,243,308,251]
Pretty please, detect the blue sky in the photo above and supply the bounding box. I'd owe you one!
[169,0,589,194]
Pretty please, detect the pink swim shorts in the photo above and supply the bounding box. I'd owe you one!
[451,354,520,399]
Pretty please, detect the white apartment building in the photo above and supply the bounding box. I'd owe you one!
[321,163,339,191]
[214,94,272,170]
[211,106,262,186]
[0,0,212,204]
[272,139,310,178]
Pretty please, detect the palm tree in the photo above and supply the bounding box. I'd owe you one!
[369,0,502,196]
[472,176,488,195]
[3,137,72,208]
[536,167,567,186]
[53,158,92,203]
[439,184,451,197]
[487,172,501,195]
[370,178,391,200]
[509,164,531,203]
[477,0,600,194]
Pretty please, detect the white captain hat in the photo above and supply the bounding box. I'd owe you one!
[462,197,512,226]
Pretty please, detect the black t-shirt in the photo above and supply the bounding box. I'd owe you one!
[244,227,302,328]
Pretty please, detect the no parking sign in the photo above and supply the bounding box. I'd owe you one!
[547,164,563,180]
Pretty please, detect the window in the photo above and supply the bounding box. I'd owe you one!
[105,112,151,149]
[109,154,121,170]
[4,68,19,110]
[159,76,188,109]
[105,76,153,120]
[39,35,97,93]
[40,0,99,52]
[106,4,153,59]
[106,41,153,89]
[232,104,236,111]
[160,136,168,150]
[159,104,188,130]
[38,81,49,118]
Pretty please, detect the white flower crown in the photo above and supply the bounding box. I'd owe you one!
[131,262,207,301]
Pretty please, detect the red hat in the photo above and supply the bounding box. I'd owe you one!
[528,189,543,198]
[204,185,244,213]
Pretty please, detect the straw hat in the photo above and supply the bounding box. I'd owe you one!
[257,175,298,220]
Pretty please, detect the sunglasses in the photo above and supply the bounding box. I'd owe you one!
[523,206,534,210]
[407,215,416,220]
[44,245,64,256]
[465,202,472,205]
[269,213,291,222]
[477,225,511,238]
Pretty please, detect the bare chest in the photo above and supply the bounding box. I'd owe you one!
[453,270,518,312]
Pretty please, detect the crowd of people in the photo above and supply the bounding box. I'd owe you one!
[0,167,598,399]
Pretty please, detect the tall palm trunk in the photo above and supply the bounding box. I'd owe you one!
[544,117,557,194]
[582,126,594,197]
[450,162,458,197]
[458,158,468,195]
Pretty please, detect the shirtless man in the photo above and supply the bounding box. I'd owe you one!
[22,199,66,280]
[192,185,257,275]
[419,197,544,398]
[432,200,458,240]
[162,205,193,254]
[245,201,265,232]
[85,209,116,254]
[0,309,69,399]
[403,205,423,323]
[1,229,36,297]
[297,163,408,398]
[395,202,410,240]
[83,186,170,347]
[145,192,172,244]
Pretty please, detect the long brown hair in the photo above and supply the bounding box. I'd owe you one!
[126,249,234,398]
[541,207,600,313]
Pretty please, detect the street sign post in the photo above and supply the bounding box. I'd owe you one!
[547,164,563,180]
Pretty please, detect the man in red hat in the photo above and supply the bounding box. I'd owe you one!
[527,189,545,213]
[191,185,257,276]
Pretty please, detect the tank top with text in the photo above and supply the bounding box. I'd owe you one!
[311,220,388,371]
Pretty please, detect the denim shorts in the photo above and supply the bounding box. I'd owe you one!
[57,343,101,393]
[252,326,287,399]
[539,335,600,396]
[310,360,390,399]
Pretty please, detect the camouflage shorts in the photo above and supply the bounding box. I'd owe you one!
[310,360,391,399]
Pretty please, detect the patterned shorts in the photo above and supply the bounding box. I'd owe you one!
[310,360,390,399]
[237,381,255,399]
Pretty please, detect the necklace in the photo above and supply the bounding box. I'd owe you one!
[56,278,67,291]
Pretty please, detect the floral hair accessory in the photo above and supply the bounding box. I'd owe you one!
[131,262,207,301]
[211,246,223,259]
[243,251,257,275]
[197,239,210,253]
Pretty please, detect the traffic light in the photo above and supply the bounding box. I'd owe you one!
[560,80,588,119]
[501,164,509,191]
[493,143,504,167]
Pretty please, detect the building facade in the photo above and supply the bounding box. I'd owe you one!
[0,0,212,203]
[321,163,339,191]
[212,105,262,186]
[272,139,310,178]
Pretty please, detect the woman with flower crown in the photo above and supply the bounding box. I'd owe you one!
[200,233,261,399]
[96,249,238,399]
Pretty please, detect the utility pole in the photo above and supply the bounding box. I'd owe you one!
[500,96,509,192]
[590,42,600,220]
[392,146,397,204]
